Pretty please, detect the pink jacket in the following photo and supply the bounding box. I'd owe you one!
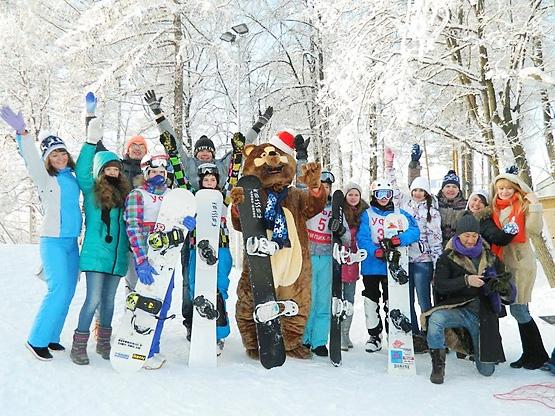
[341,226,360,282]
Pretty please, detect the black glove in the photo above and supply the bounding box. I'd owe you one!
[487,274,512,297]
[411,144,423,162]
[259,106,273,124]
[294,134,310,160]
[144,90,163,115]
[232,132,245,153]
[160,131,177,154]
[328,218,346,236]
[379,236,401,251]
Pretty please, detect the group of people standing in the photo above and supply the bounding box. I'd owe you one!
[0,92,551,381]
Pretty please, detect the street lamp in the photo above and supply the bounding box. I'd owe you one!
[220,23,249,132]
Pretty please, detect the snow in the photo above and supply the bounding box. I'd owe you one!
[1,244,554,416]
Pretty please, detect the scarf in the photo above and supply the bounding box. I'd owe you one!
[491,194,526,259]
[264,188,290,248]
[452,235,483,258]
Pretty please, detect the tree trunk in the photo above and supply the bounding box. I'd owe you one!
[173,12,184,142]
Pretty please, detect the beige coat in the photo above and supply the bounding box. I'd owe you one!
[491,172,543,304]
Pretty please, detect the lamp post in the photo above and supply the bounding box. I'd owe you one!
[220,23,249,132]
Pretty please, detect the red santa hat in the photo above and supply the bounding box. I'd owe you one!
[269,131,295,156]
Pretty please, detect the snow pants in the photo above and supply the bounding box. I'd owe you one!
[303,255,332,348]
[28,237,79,347]
[362,275,389,336]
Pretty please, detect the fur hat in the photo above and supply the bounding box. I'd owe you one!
[409,176,431,195]
[194,135,216,157]
[456,214,480,235]
[441,169,460,189]
[39,131,67,160]
[124,135,147,155]
[492,172,533,194]
[343,181,362,196]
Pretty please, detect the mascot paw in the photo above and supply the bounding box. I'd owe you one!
[299,162,322,189]
[230,187,245,205]
[286,344,312,359]
[246,348,259,360]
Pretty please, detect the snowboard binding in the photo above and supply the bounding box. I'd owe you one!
[331,297,354,319]
[333,244,368,265]
[197,239,218,265]
[386,249,409,284]
[253,300,299,324]
[390,309,412,334]
[126,292,163,315]
[148,228,185,253]
[246,236,279,257]
[193,295,219,320]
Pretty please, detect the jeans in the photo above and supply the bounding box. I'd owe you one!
[303,255,332,348]
[427,307,495,376]
[76,272,121,332]
[409,262,433,334]
[343,281,356,305]
[509,303,532,324]
[28,237,79,347]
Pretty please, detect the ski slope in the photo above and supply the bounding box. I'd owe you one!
[1,244,553,415]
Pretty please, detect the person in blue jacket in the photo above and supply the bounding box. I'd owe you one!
[70,119,132,365]
[1,106,82,361]
[357,178,420,353]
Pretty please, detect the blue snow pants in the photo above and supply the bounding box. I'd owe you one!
[28,237,79,347]
[303,255,332,348]
[188,247,232,340]
[148,274,174,358]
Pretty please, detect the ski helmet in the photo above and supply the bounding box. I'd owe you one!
[140,154,169,177]
[370,178,393,200]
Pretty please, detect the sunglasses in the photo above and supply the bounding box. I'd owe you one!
[373,189,393,200]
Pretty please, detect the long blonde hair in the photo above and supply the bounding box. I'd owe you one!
[492,178,528,216]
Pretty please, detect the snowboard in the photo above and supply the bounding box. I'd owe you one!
[540,315,555,326]
[110,188,196,373]
[189,189,223,367]
[384,213,415,375]
[236,175,288,369]
[329,190,345,367]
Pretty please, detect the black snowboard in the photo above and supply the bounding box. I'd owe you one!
[329,190,345,366]
[237,175,286,369]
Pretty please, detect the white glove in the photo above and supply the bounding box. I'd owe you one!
[87,118,102,144]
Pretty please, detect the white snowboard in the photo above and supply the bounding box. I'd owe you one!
[384,212,416,375]
[110,188,196,373]
[188,189,223,368]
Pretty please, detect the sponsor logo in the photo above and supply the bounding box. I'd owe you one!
[390,349,404,364]
[132,354,147,361]
[114,352,129,359]
[392,339,404,349]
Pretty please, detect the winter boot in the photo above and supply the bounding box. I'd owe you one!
[341,314,354,351]
[95,326,112,360]
[512,319,549,370]
[70,331,90,365]
[365,335,382,352]
[312,345,329,357]
[429,348,446,384]
[26,342,53,361]
[413,333,429,354]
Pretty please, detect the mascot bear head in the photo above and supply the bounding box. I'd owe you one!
[242,131,297,192]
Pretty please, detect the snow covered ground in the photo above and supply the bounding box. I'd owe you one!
[1,244,553,416]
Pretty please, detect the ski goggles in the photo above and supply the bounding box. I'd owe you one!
[141,155,168,170]
[198,163,218,176]
[320,171,335,184]
[373,189,393,200]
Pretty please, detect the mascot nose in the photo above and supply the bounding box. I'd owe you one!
[268,150,278,157]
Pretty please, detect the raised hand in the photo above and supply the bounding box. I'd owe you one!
[259,106,273,124]
[144,90,163,115]
[294,134,310,161]
[384,147,394,169]
[85,92,97,114]
[232,132,246,153]
[0,106,26,134]
[411,144,423,162]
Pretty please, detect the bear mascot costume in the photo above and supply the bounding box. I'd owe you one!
[230,131,326,359]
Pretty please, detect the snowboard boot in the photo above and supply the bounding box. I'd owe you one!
[429,348,446,384]
[365,335,382,353]
[70,331,90,365]
[26,342,53,361]
[413,333,429,354]
[312,345,329,357]
[95,326,112,360]
[341,314,354,351]
[511,319,549,370]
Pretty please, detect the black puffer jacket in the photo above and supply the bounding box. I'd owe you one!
[470,207,515,247]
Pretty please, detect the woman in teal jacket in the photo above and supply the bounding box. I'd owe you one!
[70,119,131,365]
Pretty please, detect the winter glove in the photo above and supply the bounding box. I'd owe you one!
[160,131,177,154]
[86,118,103,144]
[259,106,273,125]
[85,92,97,115]
[384,147,394,169]
[144,90,163,115]
[135,260,158,285]
[0,106,26,134]
[374,248,385,260]
[294,134,311,161]
[182,215,196,231]
[379,236,401,251]
[328,218,346,236]
[411,144,423,162]
[503,217,519,235]
[231,132,246,153]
